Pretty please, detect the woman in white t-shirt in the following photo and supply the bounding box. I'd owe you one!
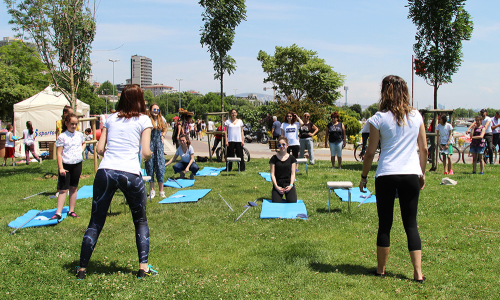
[77,84,157,280]
[436,114,454,175]
[359,75,427,283]
[23,121,42,165]
[165,134,199,179]
[224,109,246,172]
[280,111,304,158]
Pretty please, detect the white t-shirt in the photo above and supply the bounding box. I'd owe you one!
[55,130,85,164]
[176,145,195,163]
[189,123,195,131]
[23,129,35,146]
[5,132,14,148]
[361,117,373,134]
[208,121,214,131]
[436,123,454,144]
[369,110,423,177]
[98,113,153,176]
[281,122,300,146]
[483,116,492,134]
[225,119,243,142]
[491,117,500,134]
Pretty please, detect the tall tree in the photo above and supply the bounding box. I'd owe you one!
[95,80,117,96]
[5,0,97,110]
[199,0,246,112]
[257,44,344,105]
[407,0,473,109]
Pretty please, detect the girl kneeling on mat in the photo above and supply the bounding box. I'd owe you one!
[77,84,157,280]
[270,136,297,203]
[50,113,85,220]
[165,134,199,179]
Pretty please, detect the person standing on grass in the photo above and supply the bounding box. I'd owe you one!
[359,75,427,283]
[325,112,346,169]
[145,104,167,199]
[50,113,86,220]
[436,114,454,175]
[225,109,246,172]
[299,112,318,165]
[165,134,199,179]
[467,109,493,164]
[23,121,42,165]
[491,111,500,164]
[2,124,16,166]
[280,111,304,160]
[270,136,297,203]
[211,122,225,158]
[271,116,281,140]
[77,84,157,280]
[469,115,486,175]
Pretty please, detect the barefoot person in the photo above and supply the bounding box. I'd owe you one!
[359,75,427,283]
[76,84,157,280]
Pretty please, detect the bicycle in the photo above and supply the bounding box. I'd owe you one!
[462,144,497,164]
[354,143,380,162]
[215,146,250,163]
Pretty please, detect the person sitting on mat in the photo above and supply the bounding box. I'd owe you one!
[165,134,199,179]
[77,84,157,280]
[270,136,297,203]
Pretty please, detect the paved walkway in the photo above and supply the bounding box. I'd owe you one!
[163,131,358,162]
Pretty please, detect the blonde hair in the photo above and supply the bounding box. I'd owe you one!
[379,75,412,126]
[148,104,166,132]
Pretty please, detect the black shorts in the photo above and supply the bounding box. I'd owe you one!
[57,162,83,190]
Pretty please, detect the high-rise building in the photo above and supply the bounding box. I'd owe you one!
[131,55,152,87]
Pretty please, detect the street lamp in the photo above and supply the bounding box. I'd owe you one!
[344,86,349,106]
[233,88,238,107]
[102,89,108,114]
[109,59,119,111]
[176,79,183,112]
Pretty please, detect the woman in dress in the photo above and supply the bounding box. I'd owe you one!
[224,109,246,172]
[270,136,297,203]
[145,104,167,198]
[359,75,427,283]
[324,112,346,169]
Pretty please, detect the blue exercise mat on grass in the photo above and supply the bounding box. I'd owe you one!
[77,185,93,199]
[260,200,308,219]
[158,189,211,204]
[8,206,69,228]
[164,179,195,188]
[334,189,377,203]
[196,167,226,176]
[259,172,296,182]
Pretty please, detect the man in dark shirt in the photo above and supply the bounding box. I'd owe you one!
[271,116,281,139]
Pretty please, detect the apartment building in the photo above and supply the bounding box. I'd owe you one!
[131,55,152,87]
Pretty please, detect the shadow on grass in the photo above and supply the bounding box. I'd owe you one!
[316,208,342,214]
[309,262,409,279]
[64,261,131,276]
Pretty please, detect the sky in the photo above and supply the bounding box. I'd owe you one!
[1,0,499,110]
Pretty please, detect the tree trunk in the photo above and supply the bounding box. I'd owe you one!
[430,83,439,171]
[220,60,224,112]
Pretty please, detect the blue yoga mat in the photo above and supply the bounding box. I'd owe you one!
[196,167,226,176]
[8,206,69,228]
[259,172,296,182]
[164,179,195,188]
[77,185,93,199]
[158,189,211,204]
[334,189,377,203]
[260,200,308,219]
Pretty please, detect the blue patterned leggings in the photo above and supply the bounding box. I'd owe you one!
[79,169,150,268]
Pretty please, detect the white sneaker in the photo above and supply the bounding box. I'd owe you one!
[39,159,43,165]
[159,191,166,198]
[150,190,155,198]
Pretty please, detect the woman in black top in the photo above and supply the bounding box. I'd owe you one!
[324,111,346,169]
[299,112,319,164]
[270,136,297,203]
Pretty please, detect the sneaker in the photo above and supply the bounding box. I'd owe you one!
[472,171,476,174]
[480,172,484,175]
[296,168,299,173]
[75,266,86,280]
[68,211,79,218]
[50,214,62,220]
[190,173,195,180]
[159,191,166,198]
[39,159,43,165]
[338,167,342,170]
[150,190,155,198]
[137,265,158,279]
[449,170,454,175]
[444,171,448,175]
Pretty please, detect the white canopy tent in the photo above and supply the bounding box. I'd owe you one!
[14,85,90,142]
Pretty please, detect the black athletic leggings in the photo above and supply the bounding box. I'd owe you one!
[79,169,150,268]
[375,175,421,251]
[287,145,300,158]
[227,142,245,171]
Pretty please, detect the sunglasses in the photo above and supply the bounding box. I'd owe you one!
[279,143,287,147]
[152,109,160,112]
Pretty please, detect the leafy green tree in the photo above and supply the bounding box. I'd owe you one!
[407,0,473,109]
[187,92,232,119]
[77,81,106,114]
[349,104,362,116]
[199,0,247,112]
[0,40,49,120]
[95,80,117,96]
[362,103,379,119]
[257,44,344,105]
[144,90,154,105]
[6,0,97,109]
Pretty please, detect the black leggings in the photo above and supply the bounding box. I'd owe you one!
[375,175,421,251]
[272,184,297,203]
[287,145,300,158]
[484,133,493,164]
[227,142,245,171]
[79,169,149,268]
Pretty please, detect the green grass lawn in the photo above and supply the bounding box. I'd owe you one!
[1,158,499,299]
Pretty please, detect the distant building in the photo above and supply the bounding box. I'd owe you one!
[93,82,102,90]
[126,79,131,85]
[187,90,202,96]
[1,37,36,50]
[142,84,174,97]
[215,92,227,97]
[131,55,152,87]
